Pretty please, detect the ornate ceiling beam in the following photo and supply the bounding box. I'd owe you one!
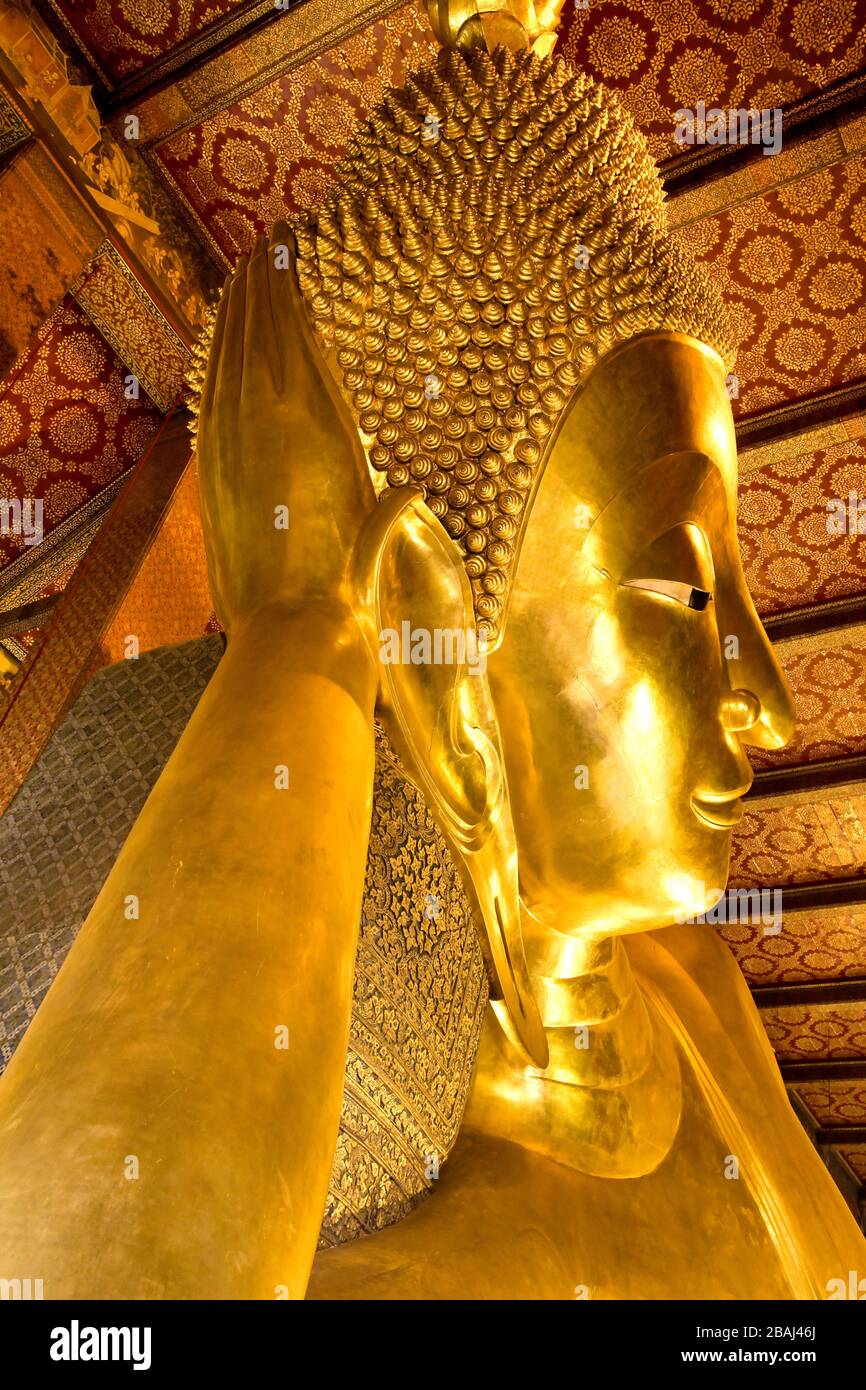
[772,878,866,912]
[0,594,60,638]
[661,67,866,195]
[816,1125,866,1145]
[780,1060,866,1083]
[735,380,866,449]
[33,0,406,110]
[763,597,866,643]
[752,977,866,1009]
[100,1,308,110]
[0,409,192,815]
[746,754,866,801]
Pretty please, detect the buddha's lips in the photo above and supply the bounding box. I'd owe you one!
[690,789,750,830]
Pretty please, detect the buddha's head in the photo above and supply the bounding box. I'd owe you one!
[196,17,794,1062]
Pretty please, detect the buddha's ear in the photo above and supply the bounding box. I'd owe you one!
[352,490,547,1068]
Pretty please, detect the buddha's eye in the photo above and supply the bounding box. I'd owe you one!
[622,577,713,611]
[620,523,714,612]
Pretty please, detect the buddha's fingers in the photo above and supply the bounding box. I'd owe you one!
[267,220,295,392]
[244,234,280,397]
[197,269,232,442]
[214,253,247,419]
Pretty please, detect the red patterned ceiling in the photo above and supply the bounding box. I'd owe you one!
[737,430,866,614]
[41,0,260,85]
[0,297,162,570]
[558,0,866,162]
[730,791,866,888]
[762,1001,866,1060]
[749,631,866,770]
[718,903,866,985]
[794,1078,866,1126]
[150,5,435,262]
[676,151,866,417]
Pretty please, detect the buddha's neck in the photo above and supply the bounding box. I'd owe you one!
[521,912,654,1089]
[466,906,682,1176]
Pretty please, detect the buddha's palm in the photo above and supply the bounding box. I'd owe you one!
[196,221,375,632]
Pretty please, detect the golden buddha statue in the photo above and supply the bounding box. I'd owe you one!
[0,0,863,1300]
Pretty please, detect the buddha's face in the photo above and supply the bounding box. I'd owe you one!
[488,332,794,936]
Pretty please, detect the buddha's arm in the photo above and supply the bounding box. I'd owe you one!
[0,232,381,1299]
[0,598,376,1298]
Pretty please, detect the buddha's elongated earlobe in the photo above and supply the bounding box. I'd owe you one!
[352,489,548,1067]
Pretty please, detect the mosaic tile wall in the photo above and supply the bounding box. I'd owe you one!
[0,634,224,1065]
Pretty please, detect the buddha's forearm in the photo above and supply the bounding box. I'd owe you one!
[0,602,377,1299]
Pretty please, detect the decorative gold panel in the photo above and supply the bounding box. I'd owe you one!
[321,722,488,1244]
[72,242,190,412]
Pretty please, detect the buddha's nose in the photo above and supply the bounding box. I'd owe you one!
[720,689,761,734]
[719,669,794,751]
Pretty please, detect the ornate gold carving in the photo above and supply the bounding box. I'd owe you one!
[80,136,219,330]
[0,0,100,155]
[425,1,566,56]
[73,241,190,411]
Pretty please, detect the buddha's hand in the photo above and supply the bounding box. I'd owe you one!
[195,221,375,633]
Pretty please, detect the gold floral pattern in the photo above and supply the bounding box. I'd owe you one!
[559,0,866,162]
[676,153,866,416]
[0,297,162,570]
[73,243,190,412]
[43,0,257,84]
[749,630,866,770]
[737,431,866,615]
[151,7,436,264]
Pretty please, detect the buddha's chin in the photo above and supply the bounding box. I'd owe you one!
[515,829,734,936]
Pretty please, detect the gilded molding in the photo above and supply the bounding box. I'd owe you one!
[131,0,412,148]
[0,81,29,159]
[72,242,191,411]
